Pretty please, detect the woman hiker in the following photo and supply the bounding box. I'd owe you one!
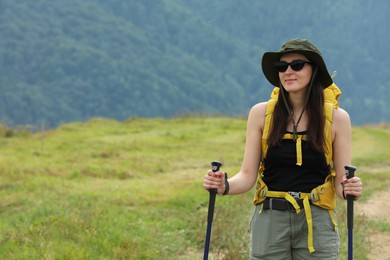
[203,38,363,259]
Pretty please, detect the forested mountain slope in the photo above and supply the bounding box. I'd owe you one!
[0,0,388,128]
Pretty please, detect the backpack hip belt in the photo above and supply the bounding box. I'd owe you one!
[253,170,337,253]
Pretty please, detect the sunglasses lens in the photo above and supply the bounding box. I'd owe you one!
[275,62,288,72]
[290,61,305,71]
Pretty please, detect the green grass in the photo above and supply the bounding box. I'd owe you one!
[0,117,388,259]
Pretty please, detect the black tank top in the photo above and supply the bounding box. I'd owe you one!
[262,132,330,193]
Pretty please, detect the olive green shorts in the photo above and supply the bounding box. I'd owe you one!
[250,202,340,260]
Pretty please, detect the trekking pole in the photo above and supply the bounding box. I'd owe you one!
[345,165,356,260]
[203,161,222,260]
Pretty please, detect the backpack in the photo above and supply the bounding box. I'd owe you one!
[252,83,341,253]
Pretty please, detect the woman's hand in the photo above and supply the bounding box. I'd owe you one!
[342,175,363,199]
[203,170,227,195]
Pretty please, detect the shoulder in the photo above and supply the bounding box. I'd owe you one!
[250,102,268,115]
[333,107,351,126]
[248,102,268,121]
[332,107,352,139]
[247,102,268,131]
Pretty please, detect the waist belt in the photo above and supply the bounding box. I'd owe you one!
[262,197,305,211]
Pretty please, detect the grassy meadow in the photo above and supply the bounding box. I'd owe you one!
[0,117,389,259]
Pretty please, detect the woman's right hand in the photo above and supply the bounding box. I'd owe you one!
[203,170,226,195]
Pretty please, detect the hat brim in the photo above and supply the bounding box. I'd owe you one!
[262,50,333,88]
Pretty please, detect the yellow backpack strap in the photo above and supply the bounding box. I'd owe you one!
[262,88,279,159]
[283,133,307,166]
[253,88,278,205]
[323,83,341,165]
[303,197,315,253]
[323,102,333,165]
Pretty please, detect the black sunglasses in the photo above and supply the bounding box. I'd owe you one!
[275,60,312,72]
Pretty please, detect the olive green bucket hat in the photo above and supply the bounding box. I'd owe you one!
[262,39,333,88]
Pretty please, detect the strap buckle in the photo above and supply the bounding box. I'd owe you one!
[288,191,301,200]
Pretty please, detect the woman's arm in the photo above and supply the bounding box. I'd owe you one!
[203,102,267,195]
[332,108,363,199]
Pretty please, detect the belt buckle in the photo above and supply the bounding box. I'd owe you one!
[288,191,301,200]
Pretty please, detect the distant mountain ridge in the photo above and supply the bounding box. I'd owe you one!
[0,0,388,128]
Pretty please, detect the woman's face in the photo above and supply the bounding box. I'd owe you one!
[278,53,313,94]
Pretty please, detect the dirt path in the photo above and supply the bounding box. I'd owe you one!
[356,189,390,260]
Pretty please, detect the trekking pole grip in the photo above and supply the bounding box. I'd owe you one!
[206,161,222,222]
[344,165,356,199]
[344,165,356,178]
[210,161,222,193]
[344,165,356,230]
[211,161,222,172]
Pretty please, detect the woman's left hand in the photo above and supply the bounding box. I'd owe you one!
[342,176,363,199]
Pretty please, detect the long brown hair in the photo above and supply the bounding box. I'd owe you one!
[267,79,325,153]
